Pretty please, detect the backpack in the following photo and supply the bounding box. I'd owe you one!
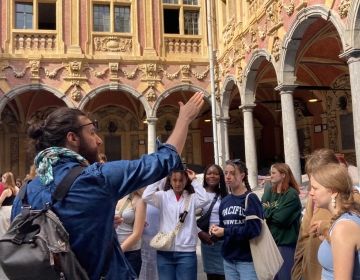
[0,166,89,280]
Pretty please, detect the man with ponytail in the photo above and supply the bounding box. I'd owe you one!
[10,92,204,280]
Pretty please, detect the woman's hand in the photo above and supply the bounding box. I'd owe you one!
[186,169,196,181]
[210,225,224,237]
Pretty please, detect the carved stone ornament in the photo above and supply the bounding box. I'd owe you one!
[223,18,235,46]
[146,87,157,102]
[71,85,82,102]
[338,0,350,19]
[94,36,132,53]
[109,63,119,79]
[271,37,281,61]
[29,60,40,77]
[258,26,267,41]
[236,65,243,84]
[284,0,295,16]
[4,64,29,78]
[181,65,191,81]
[67,61,82,77]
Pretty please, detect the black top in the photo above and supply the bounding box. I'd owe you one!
[2,195,15,206]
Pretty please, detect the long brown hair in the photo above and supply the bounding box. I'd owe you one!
[271,163,300,194]
[311,163,360,221]
[2,172,17,195]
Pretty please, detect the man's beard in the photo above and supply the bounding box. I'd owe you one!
[78,138,99,164]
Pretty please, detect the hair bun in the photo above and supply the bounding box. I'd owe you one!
[28,121,45,139]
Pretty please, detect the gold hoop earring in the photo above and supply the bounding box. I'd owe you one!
[331,197,336,209]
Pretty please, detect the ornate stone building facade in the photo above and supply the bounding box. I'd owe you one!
[0,0,359,188]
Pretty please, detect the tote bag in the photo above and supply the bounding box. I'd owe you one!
[245,194,284,280]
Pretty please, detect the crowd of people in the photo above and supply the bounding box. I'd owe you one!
[0,91,358,280]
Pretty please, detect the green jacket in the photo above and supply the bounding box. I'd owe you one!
[261,184,302,246]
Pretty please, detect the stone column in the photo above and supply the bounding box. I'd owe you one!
[143,0,157,56]
[218,117,230,167]
[341,49,360,181]
[147,117,157,154]
[240,104,258,189]
[276,85,302,184]
[67,0,81,54]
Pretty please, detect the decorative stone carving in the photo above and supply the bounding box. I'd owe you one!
[29,60,40,78]
[284,0,295,16]
[191,67,210,80]
[338,0,350,19]
[223,18,235,46]
[146,87,157,102]
[109,63,119,79]
[45,65,65,79]
[67,61,82,77]
[120,66,139,79]
[271,37,281,61]
[258,26,267,41]
[4,64,29,78]
[249,27,258,49]
[70,83,82,102]
[181,65,191,81]
[266,0,283,34]
[94,36,132,53]
[236,65,243,84]
[159,66,181,80]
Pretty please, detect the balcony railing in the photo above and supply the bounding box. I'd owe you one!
[12,31,57,54]
[164,35,203,56]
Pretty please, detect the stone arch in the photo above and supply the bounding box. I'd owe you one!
[242,49,275,105]
[0,84,71,120]
[347,0,360,48]
[152,84,211,116]
[220,75,240,119]
[280,5,346,84]
[78,84,151,117]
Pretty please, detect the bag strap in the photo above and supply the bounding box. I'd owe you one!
[116,195,132,217]
[200,193,219,218]
[20,165,84,214]
[52,165,84,202]
[173,194,191,235]
[244,193,264,222]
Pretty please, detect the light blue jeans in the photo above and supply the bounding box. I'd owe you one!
[157,251,197,280]
[223,259,258,280]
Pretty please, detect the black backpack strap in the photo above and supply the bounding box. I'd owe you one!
[52,165,84,203]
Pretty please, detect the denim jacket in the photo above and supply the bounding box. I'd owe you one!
[11,143,182,280]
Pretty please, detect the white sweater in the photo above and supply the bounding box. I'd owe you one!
[142,177,209,252]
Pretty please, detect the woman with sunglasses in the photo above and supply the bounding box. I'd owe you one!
[210,160,263,280]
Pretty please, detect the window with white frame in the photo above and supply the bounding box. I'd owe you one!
[15,1,56,30]
[162,0,200,35]
[93,2,131,33]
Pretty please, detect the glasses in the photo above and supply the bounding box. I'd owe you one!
[226,159,242,165]
[78,120,98,131]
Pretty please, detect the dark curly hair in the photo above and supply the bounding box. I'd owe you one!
[203,164,228,198]
[164,170,195,194]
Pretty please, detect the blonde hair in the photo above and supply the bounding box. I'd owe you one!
[2,172,17,195]
[271,163,300,194]
[311,163,360,220]
[305,148,338,175]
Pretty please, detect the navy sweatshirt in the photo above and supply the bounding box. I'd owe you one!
[219,191,263,262]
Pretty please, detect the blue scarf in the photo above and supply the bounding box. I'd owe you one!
[35,147,89,185]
